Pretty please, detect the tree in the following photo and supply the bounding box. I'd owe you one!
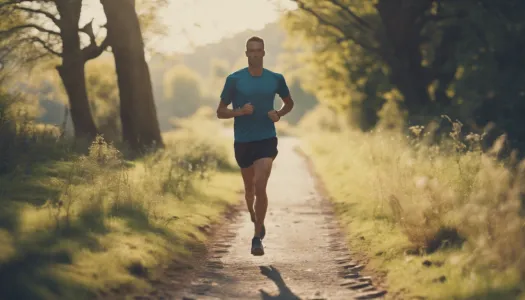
[0,0,109,139]
[285,1,503,116]
[285,0,525,151]
[284,0,464,117]
[100,0,164,152]
[285,0,525,149]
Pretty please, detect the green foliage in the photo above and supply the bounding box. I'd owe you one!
[0,5,51,70]
[146,139,221,198]
[167,106,233,169]
[280,2,390,130]
[8,60,121,140]
[283,0,525,151]
[0,90,71,175]
[445,1,525,151]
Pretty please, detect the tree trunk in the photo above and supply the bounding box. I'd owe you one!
[55,0,98,140]
[100,0,164,152]
[376,0,434,118]
[56,63,97,139]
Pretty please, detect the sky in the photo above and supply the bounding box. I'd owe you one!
[82,0,296,54]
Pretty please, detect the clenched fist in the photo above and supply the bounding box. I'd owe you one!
[241,102,254,115]
[268,110,280,122]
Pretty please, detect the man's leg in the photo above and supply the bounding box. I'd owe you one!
[240,166,255,222]
[248,137,277,255]
[252,157,274,238]
[234,142,257,222]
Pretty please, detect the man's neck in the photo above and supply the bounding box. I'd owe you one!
[248,66,263,76]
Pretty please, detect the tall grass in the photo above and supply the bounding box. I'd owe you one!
[300,106,525,299]
[0,92,73,175]
[0,99,241,299]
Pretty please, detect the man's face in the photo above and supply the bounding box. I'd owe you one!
[246,41,265,67]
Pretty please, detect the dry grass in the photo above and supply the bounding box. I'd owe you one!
[0,107,242,300]
[300,108,525,300]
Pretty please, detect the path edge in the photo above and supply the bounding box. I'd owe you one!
[294,144,391,299]
[105,192,246,300]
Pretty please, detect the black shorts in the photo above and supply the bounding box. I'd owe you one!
[234,137,278,169]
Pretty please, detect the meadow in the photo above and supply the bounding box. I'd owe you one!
[0,104,242,299]
[299,106,525,300]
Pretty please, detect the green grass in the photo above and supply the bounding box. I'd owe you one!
[299,113,525,300]
[0,111,242,300]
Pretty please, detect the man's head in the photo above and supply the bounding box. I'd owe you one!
[245,36,265,68]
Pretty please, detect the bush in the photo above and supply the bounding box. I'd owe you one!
[143,138,222,199]
[0,91,71,175]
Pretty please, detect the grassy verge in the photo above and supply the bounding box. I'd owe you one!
[300,116,525,299]
[0,108,241,300]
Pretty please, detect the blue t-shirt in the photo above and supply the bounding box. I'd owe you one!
[220,67,290,143]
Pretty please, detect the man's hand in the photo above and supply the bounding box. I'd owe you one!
[267,110,280,122]
[241,103,254,115]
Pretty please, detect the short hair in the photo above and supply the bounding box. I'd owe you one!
[246,36,264,48]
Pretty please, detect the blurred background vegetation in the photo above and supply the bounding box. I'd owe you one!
[3,0,524,155]
[6,20,318,140]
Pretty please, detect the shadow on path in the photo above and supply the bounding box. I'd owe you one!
[259,265,301,300]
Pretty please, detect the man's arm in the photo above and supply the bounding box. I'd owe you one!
[217,75,242,119]
[216,100,244,119]
[276,74,294,118]
[277,96,294,118]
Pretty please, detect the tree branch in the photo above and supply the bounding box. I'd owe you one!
[12,5,60,27]
[81,36,109,62]
[0,0,34,8]
[0,0,54,6]
[22,50,50,65]
[79,18,96,43]
[329,0,374,32]
[31,36,61,57]
[291,0,379,53]
[0,36,32,55]
[0,34,59,70]
[79,19,110,62]
[0,23,60,37]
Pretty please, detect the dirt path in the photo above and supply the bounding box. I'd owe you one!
[132,137,387,300]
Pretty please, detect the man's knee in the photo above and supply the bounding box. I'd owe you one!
[254,178,267,198]
[245,184,255,198]
[253,158,272,197]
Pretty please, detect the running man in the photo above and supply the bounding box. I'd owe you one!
[216,36,294,256]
